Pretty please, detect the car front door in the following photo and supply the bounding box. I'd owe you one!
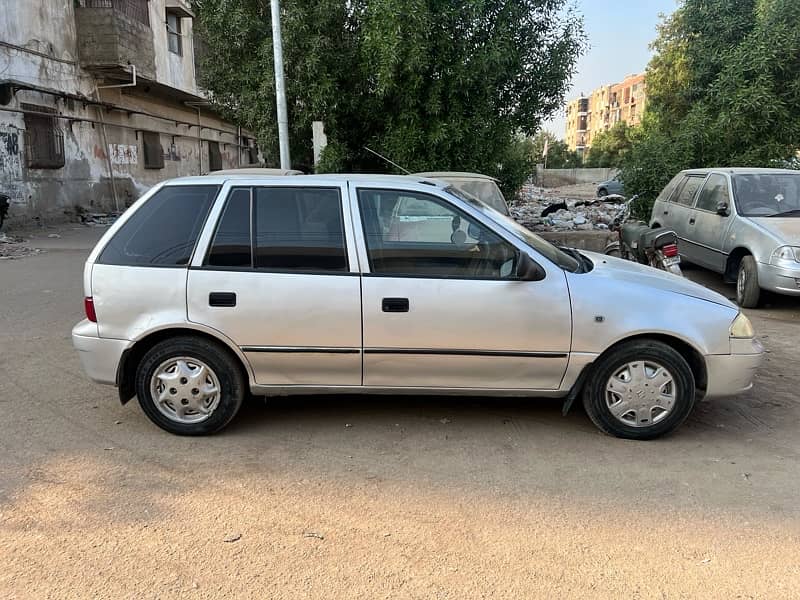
[352,186,572,390]
[684,173,733,272]
[667,174,708,262]
[187,181,362,386]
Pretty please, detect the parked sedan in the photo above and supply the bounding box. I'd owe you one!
[597,175,624,197]
[650,168,800,307]
[73,174,761,440]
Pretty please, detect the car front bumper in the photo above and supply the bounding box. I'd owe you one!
[757,262,800,296]
[72,319,128,386]
[703,337,764,399]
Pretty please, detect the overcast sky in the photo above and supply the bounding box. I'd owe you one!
[543,0,678,139]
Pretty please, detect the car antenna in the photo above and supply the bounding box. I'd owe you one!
[364,146,411,175]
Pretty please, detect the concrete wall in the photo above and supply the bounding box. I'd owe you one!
[149,0,199,95]
[535,167,618,187]
[74,6,157,80]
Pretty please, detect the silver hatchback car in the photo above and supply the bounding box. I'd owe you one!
[650,168,800,307]
[73,174,762,439]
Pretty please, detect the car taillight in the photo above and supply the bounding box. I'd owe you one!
[84,297,97,322]
[662,243,679,258]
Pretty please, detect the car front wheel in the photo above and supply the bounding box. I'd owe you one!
[736,255,761,308]
[135,336,245,435]
[582,340,696,440]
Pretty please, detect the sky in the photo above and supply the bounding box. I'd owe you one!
[543,0,678,139]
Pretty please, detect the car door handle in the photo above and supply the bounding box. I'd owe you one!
[689,218,696,225]
[382,297,409,313]
[209,292,236,307]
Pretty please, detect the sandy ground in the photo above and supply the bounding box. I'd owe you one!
[1,225,799,599]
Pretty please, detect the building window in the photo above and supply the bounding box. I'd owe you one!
[166,12,182,55]
[22,103,65,169]
[142,131,164,169]
[208,141,222,171]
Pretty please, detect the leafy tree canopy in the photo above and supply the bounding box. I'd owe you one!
[583,122,632,168]
[193,0,584,197]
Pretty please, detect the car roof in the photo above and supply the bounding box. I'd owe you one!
[415,171,500,182]
[166,173,448,187]
[209,168,305,176]
[681,167,800,176]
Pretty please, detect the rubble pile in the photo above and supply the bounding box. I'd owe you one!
[510,184,625,232]
[0,232,41,260]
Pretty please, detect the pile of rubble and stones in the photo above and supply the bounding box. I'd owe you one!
[510,184,626,232]
[0,232,42,260]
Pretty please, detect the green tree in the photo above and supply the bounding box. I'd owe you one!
[193,0,584,197]
[621,0,800,212]
[529,131,582,169]
[584,122,633,168]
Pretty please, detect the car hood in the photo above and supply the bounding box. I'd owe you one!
[748,217,800,244]
[581,251,736,308]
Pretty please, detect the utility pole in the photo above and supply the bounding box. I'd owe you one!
[271,0,291,169]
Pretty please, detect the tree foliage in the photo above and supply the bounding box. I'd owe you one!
[529,130,582,169]
[193,0,584,196]
[583,122,632,168]
[621,0,800,212]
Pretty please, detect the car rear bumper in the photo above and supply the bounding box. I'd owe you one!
[757,262,800,296]
[72,319,128,386]
[703,338,764,399]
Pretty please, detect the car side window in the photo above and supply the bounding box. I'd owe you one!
[205,186,348,272]
[672,175,705,206]
[656,174,684,204]
[98,185,218,267]
[695,174,729,212]
[358,189,518,279]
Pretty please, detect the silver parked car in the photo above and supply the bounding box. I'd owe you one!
[72,174,762,439]
[650,168,800,307]
[415,172,510,215]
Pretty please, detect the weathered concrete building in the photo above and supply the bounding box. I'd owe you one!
[0,0,257,228]
[565,73,647,156]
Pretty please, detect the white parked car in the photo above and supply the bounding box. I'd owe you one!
[73,174,762,439]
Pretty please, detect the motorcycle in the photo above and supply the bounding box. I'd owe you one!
[604,194,683,276]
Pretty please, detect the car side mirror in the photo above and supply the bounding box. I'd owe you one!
[515,252,546,281]
[716,201,730,216]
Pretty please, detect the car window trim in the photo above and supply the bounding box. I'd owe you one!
[197,183,355,274]
[353,187,526,281]
[693,172,731,214]
[672,174,708,207]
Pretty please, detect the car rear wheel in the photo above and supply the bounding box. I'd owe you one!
[135,336,245,435]
[597,187,608,197]
[582,340,696,440]
[736,256,761,308]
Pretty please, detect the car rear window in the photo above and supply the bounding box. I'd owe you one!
[672,175,705,206]
[98,185,218,267]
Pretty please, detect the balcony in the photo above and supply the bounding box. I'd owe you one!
[74,0,156,80]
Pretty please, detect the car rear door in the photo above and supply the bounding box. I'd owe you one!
[351,184,572,391]
[683,173,733,272]
[187,180,362,387]
[665,174,707,262]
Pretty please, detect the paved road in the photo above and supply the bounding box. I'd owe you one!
[1,226,799,598]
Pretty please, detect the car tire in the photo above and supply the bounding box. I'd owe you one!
[582,340,696,440]
[597,187,608,197]
[135,336,245,435]
[736,255,761,308]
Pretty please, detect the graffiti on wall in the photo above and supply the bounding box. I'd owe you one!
[108,144,138,165]
[0,130,23,179]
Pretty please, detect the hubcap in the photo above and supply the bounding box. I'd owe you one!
[150,357,221,424]
[605,361,677,427]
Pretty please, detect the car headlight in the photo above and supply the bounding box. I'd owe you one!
[770,245,800,264]
[730,313,755,339]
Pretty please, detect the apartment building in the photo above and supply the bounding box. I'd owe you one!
[565,73,646,155]
[0,0,257,227]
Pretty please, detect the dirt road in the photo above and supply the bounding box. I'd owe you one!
[1,226,799,598]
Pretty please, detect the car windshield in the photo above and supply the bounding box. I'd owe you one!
[732,173,800,217]
[445,186,581,272]
[443,178,509,215]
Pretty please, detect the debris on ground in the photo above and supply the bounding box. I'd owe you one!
[0,233,42,260]
[303,531,325,540]
[80,212,119,227]
[510,184,626,232]
[223,533,242,543]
